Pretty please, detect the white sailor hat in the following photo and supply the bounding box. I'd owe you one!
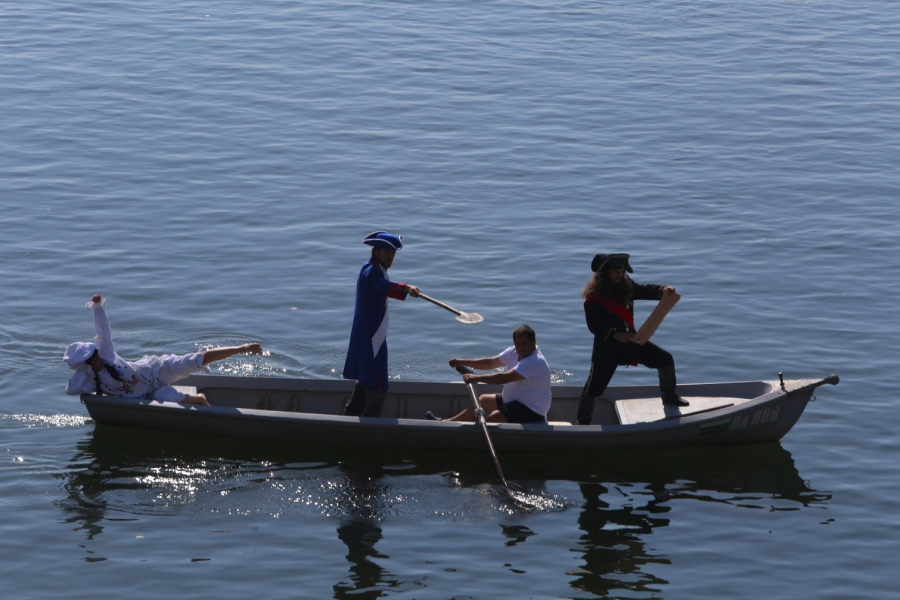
[64,342,96,369]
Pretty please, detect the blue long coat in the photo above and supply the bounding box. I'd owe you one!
[342,257,408,392]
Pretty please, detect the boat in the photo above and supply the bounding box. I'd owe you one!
[79,372,838,453]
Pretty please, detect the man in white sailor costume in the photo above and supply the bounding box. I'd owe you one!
[64,295,263,406]
[342,232,420,417]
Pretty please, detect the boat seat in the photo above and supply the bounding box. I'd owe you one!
[548,421,572,426]
[615,396,739,425]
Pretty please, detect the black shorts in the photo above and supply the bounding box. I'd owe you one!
[495,394,546,424]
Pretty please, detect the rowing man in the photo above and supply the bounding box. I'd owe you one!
[427,325,552,424]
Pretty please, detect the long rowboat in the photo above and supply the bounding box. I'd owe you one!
[80,374,838,453]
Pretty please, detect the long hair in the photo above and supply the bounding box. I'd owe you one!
[87,349,125,382]
[103,362,125,382]
[582,269,634,307]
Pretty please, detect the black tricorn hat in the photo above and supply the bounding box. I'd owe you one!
[591,253,633,273]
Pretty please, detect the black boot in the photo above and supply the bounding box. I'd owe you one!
[362,389,385,418]
[343,383,367,416]
[658,365,689,407]
[576,394,595,425]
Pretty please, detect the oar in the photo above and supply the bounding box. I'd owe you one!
[455,365,514,499]
[418,293,483,324]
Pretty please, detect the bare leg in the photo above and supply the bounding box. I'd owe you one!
[445,407,475,422]
[485,409,507,423]
[202,343,263,365]
[445,394,507,423]
[181,393,211,407]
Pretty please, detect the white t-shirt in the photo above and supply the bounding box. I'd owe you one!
[497,345,552,416]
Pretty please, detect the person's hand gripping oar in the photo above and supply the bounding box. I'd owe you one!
[455,365,515,501]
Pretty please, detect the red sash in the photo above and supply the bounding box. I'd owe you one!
[585,295,634,330]
[585,295,637,365]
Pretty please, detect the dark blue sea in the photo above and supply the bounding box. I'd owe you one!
[2,0,898,597]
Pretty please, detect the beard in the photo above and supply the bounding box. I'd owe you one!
[598,275,633,307]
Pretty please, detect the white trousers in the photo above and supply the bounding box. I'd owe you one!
[145,352,205,403]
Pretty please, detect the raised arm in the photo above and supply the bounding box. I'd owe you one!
[87,295,116,363]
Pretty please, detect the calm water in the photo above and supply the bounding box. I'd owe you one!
[2,0,899,597]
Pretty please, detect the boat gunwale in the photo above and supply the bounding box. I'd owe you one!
[178,373,777,400]
[80,375,828,435]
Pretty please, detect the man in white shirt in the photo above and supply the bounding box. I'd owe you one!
[427,325,552,424]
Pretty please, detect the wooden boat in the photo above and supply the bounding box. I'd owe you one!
[80,373,838,453]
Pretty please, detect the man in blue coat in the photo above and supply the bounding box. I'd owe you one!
[342,231,420,417]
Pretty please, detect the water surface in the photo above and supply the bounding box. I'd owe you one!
[2,0,899,597]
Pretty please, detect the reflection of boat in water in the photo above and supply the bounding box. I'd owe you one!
[62,427,827,506]
[549,442,833,596]
[59,427,829,596]
[80,373,839,452]
[60,426,829,525]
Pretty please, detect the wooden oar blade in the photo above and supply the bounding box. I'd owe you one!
[418,293,484,324]
[455,311,484,324]
[632,291,680,345]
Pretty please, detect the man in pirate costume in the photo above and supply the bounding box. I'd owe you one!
[577,253,688,425]
[65,295,263,406]
[342,231,421,418]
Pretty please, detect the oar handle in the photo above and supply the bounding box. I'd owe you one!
[418,293,463,316]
